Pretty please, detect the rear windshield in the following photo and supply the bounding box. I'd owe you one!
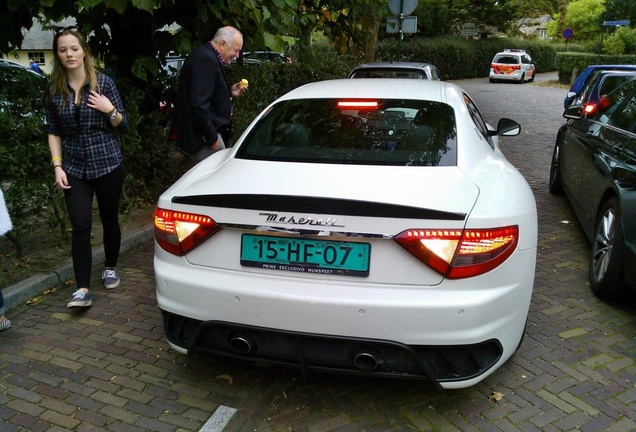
[599,75,636,96]
[351,68,427,79]
[493,55,519,64]
[235,98,457,166]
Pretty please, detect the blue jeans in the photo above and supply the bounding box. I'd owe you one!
[0,289,5,316]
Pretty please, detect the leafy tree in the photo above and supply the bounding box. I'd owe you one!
[3,0,385,79]
[448,0,521,36]
[0,1,36,54]
[601,0,635,54]
[602,0,636,23]
[603,25,636,54]
[562,0,606,41]
[289,0,385,61]
[413,0,452,37]
[515,0,561,18]
[554,0,571,38]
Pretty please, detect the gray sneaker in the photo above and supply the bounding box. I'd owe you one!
[102,268,120,289]
[67,290,92,308]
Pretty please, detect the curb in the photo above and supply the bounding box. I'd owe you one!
[3,223,155,311]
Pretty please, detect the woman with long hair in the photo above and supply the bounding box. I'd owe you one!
[46,28,128,308]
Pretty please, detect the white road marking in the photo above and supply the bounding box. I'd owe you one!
[199,405,238,432]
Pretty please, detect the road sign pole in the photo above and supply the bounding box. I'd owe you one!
[387,0,418,62]
[397,0,404,62]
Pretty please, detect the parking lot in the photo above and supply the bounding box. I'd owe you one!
[1,73,635,432]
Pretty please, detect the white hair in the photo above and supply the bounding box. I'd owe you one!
[213,26,242,44]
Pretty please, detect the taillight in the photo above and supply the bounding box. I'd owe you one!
[491,64,520,71]
[154,207,219,256]
[583,103,597,114]
[598,95,612,110]
[337,100,379,110]
[394,226,519,279]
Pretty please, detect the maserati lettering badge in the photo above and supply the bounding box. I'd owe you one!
[260,212,344,227]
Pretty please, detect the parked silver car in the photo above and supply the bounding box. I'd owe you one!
[348,62,441,80]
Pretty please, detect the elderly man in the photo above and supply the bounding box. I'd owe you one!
[175,26,249,164]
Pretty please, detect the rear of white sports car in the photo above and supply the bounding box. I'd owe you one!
[154,80,537,389]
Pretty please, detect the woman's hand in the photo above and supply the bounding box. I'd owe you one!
[54,167,71,190]
[87,90,115,114]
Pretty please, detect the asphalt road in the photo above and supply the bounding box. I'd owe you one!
[1,73,635,432]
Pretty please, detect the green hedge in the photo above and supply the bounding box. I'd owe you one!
[555,52,636,84]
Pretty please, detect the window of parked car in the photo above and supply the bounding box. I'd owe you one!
[351,69,429,79]
[493,54,519,65]
[576,71,635,106]
[462,93,494,147]
[236,98,458,166]
[607,81,636,133]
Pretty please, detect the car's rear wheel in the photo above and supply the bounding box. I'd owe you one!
[590,197,628,300]
[518,73,525,84]
[549,140,564,195]
[489,78,496,83]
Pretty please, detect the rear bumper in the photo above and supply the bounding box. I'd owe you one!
[490,71,524,81]
[162,314,504,388]
[155,244,535,388]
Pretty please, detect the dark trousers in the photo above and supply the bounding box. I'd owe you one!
[64,164,125,289]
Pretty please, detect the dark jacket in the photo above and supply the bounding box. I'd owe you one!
[175,42,232,155]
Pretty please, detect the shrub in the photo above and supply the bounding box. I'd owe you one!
[0,69,68,258]
[556,52,636,84]
[116,79,190,206]
[603,26,636,55]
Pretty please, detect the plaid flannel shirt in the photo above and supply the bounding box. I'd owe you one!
[46,72,127,180]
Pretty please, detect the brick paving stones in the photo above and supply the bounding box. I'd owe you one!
[1,74,635,431]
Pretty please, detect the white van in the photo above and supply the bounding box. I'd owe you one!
[489,49,535,84]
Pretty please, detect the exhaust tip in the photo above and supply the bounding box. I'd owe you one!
[354,350,381,372]
[229,334,254,355]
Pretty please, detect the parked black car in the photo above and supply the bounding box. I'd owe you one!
[550,78,636,300]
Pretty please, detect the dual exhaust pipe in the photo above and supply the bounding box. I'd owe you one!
[228,334,383,372]
[354,348,383,371]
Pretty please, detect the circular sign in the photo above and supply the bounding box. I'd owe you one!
[388,0,418,16]
[562,27,574,39]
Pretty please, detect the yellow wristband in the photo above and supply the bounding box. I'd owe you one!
[52,156,62,162]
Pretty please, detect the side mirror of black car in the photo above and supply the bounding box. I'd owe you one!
[494,118,521,136]
[563,105,584,120]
